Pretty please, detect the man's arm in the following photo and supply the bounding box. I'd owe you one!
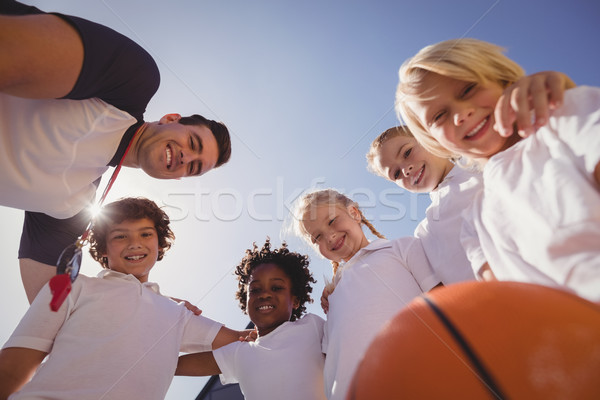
[0,347,47,399]
[19,259,57,304]
[0,13,83,98]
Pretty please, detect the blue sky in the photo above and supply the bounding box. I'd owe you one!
[1,1,599,398]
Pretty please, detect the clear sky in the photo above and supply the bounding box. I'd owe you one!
[1,0,599,398]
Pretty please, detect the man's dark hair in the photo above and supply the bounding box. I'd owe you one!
[179,114,231,167]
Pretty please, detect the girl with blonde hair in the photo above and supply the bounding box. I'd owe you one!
[395,38,599,302]
[292,188,439,400]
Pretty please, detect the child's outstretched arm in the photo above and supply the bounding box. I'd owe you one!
[0,347,47,399]
[494,71,576,138]
[211,326,256,350]
[176,352,221,376]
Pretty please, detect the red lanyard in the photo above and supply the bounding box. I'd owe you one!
[49,124,144,311]
[78,123,144,243]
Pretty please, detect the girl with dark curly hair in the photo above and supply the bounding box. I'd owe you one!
[176,238,327,400]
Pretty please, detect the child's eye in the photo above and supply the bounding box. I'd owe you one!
[272,286,283,292]
[112,234,125,240]
[141,232,154,238]
[328,217,336,226]
[189,135,195,151]
[431,110,446,126]
[461,82,477,98]
[403,148,412,158]
[312,234,321,244]
[249,287,261,294]
[393,169,401,180]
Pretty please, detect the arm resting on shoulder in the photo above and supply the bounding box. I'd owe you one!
[0,347,47,399]
[211,326,256,350]
[175,352,221,376]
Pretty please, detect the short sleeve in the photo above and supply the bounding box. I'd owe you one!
[3,284,66,352]
[18,207,91,265]
[213,342,242,385]
[180,315,224,354]
[550,86,600,177]
[403,238,440,291]
[57,15,160,120]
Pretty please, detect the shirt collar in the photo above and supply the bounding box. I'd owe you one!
[339,238,390,269]
[97,269,161,294]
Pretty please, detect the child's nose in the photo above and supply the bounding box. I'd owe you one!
[402,164,413,177]
[127,237,142,248]
[454,106,474,126]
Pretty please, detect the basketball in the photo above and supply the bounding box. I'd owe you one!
[348,281,600,400]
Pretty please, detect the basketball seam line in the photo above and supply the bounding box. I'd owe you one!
[363,265,501,395]
[423,296,507,400]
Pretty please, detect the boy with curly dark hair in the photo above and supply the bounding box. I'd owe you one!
[176,238,327,400]
[0,197,249,400]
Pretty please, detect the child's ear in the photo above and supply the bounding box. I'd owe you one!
[347,205,361,222]
[292,296,300,310]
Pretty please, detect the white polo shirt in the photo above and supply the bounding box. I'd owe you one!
[462,86,600,301]
[3,270,223,400]
[323,238,439,400]
[214,313,327,400]
[415,165,481,284]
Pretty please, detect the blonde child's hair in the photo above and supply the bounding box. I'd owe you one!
[395,38,525,159]
[292,189,385,277]
[366,125,414,178]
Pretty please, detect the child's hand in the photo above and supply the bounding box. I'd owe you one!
[171,297,203,316]
[239,328,258,342]
[494,71,575,138]
[320,283,335,314]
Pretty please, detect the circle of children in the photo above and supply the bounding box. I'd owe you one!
[0,5,598,400]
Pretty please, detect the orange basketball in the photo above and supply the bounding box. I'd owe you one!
[348,281,600,400]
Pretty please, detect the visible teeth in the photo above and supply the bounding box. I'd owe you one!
[466,118,487,138]
[258,305,273,310]
[414,166,424,185]
[126,255,145,261]
[166,147,172,168]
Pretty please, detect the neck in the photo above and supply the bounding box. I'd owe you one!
[478,130,523,167]
[122,122,148,168]
[437,159,455,187]
[342,235,370,262]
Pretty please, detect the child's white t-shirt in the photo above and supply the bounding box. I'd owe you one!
[323,237,439,400]
[462,86,600,302]
[3,271,223,400]
[414,165,481,284]
[213,313,326,400]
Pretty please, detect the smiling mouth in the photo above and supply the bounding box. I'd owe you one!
[413,165,425,186]
[125,255,147,261]
[465,117,488,140]
[257,305,274,312]
[166,145,173,169]
[331,235,345,252]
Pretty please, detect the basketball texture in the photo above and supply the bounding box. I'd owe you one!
[348,281,600,400]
